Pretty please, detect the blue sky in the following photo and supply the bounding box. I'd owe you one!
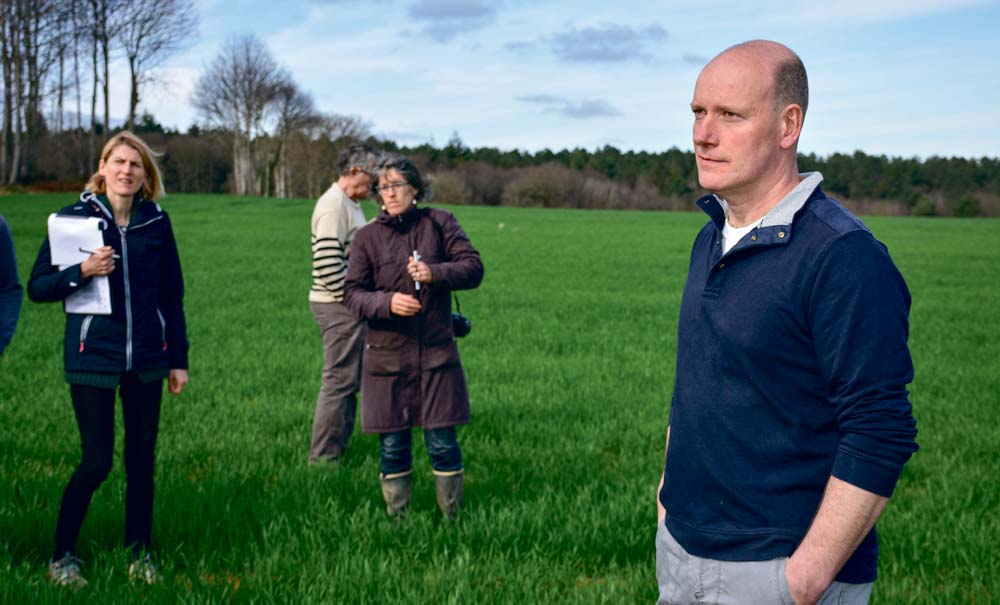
[116,0,1000,159]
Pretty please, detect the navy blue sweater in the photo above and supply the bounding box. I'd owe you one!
[660,177,918,583]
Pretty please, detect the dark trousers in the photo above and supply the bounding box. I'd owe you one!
[53,374,162,559]
[379,427,462,476]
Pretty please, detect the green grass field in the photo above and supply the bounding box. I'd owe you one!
[1,193,998,604]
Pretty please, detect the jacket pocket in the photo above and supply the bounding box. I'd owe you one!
[79,315,94,352]
[364,343,404,376]
[423,340,460,371]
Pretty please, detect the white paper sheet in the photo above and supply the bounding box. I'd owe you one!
[47,214,113,315]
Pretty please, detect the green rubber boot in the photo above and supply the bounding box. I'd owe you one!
[380,472,412,518]
[433,470,464,521]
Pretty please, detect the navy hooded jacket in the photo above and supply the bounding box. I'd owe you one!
[28,191,188,374]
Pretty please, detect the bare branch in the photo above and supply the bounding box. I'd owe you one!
[118,0,198,129]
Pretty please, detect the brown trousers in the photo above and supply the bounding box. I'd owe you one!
[309,301,364,462]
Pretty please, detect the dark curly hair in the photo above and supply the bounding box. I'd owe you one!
[371,153,431,203]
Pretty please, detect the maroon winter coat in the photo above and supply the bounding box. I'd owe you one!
[344,206,484,433]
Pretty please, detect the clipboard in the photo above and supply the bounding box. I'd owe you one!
[47,214,113,315]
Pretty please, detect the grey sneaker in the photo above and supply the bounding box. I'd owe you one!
[47,554,87,589]
[128,554,162,585]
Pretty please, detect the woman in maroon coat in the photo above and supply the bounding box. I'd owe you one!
[344,154,483,519]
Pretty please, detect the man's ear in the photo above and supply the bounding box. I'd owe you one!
[778,104,804,150]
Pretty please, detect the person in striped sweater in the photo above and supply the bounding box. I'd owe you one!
[308,143,378,464]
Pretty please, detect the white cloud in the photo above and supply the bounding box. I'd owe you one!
[407,0,497,42]
[798,0,991,23]
[516,95,623,119]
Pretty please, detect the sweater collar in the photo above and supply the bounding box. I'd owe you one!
[697,171,824,231]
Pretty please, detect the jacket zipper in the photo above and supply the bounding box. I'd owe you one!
[119,225,133,371]
[79,315,94,352]
[130,216,162,230]
[119,213,164,369]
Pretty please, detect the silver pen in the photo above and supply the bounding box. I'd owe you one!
[79,247,121,259]
[412,250,421,291]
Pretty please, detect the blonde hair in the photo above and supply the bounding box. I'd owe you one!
[85,131,165,200]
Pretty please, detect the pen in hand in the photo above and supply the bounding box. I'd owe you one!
[80,247,121,259]
[412,250,421,291]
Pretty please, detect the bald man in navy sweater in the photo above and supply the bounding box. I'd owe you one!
[655,40,918,605]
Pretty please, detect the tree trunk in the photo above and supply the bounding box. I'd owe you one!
[9,61,21,184]
[101,25,109,135]
[89,20,98,169]
[126,54,138,130]
[56,9,66,134]
[245,144,254,195]
[7,5,22,185]
[22,3,40,179]
[276,143,286,198]
[265,139,281,198]
[72,1,85,177]
[232,130,246,196]
[1,5,11,183]
[244,121,255,195]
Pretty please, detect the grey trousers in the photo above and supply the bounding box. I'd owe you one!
[309,301,364,463]
[656,522,873,605]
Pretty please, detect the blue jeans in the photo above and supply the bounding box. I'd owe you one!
[379,427,462,476]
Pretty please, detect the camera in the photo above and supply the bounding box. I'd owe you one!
[452,313,472,338]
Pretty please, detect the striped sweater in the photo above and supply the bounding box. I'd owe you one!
[309,183,367,303]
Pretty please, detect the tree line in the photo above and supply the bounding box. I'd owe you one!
[380,135,998,217]
[1,10,996,217]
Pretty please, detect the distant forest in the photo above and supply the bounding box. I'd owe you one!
[11,118,999,218]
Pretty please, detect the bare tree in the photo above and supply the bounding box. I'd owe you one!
[270,80,317,198]
[192,35,286,196]
[0,0,29,184]
[296,112,372,199]
[118,0,197,130]
[21,0,58,178]
[0,0,60,183]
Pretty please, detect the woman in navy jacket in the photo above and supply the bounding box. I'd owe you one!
[28,131,188,588]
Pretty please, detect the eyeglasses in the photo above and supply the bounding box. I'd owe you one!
[377,181,411,192]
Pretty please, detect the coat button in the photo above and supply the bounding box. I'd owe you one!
[718,263,725,270]
[778,231,786,238]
